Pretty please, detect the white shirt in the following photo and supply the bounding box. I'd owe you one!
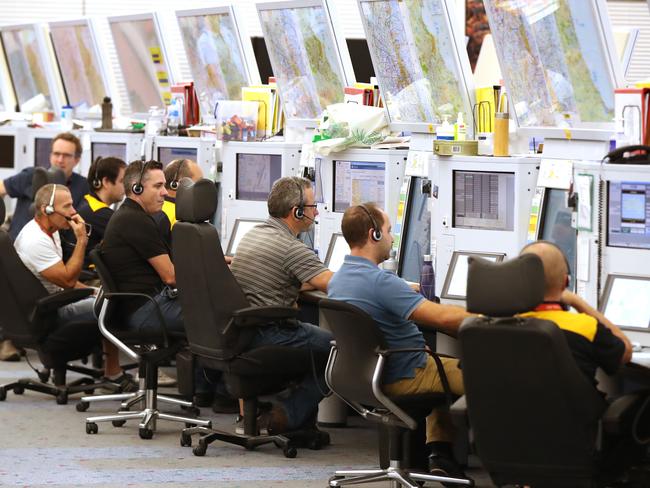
[14,219,63,294]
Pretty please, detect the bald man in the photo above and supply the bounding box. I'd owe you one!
[519,241,632,383]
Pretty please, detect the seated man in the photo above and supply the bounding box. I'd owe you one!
[327,203,471,478]
[230,176,333,434]
[76,156,126,267]
[13,184,124,386]
[154,158,204,248]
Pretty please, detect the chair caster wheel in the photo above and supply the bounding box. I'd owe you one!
[56,391,68,405]
[283,446,297,458]
[13,385,24,395]
[37,370,50,383]
[112,420,126,427]
[0,388,6,401]
[180,432,192,447]
[76,401,89,412]
[86,422,98,434]
[328,475,344,486]
[138,428,154,439]
[192,440,207,456]
[308,438,323,450]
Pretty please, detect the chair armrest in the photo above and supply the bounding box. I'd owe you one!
[602,393,642,436]
[35,288,94,314]
[231,306,298,327]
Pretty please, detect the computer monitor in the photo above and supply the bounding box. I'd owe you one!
[537,188,576,289]
[601,274,650,331]
[453,170,515,231]
[397,177,431,283]
[49,20,107,110]
[157,147,198,167]
[441,251,505,300]
[333,160,386,213]
[323,233,349,272]
[0,135,15,168]
[607,181,650,250]
[226,218,263,256]
[235,152,282,201]
[34,137,52,168]
[91,142,127,162]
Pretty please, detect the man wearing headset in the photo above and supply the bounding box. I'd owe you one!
[155,158,203,248]
[12,183,123,384]
[327,203,472,479]
[230,176,334,435]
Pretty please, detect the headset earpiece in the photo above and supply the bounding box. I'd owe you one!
[169,159,186,191]
[44,184,56,216]
[358,204,382,242]
[293,178,305,220]
[91,157,103,190]
[131,161,146,195]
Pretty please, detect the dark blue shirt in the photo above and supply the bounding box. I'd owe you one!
[4,167,89,240]
[327,255,427,384]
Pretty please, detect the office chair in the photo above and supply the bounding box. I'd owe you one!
[0,224,116,404]
[81,248,211,439]
[32,167,66,196]
[455,254,647,488]
[172,178,330,457]
[319,298,473,487]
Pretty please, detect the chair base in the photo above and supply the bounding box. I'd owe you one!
[0,376,119,405]
[329,465,474,487]
[76,385,197,414]
[84,388,211,439]
[180,424,331,458]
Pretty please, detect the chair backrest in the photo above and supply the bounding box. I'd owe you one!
[319,298,388,408]
[0,229,51,346]
[459,254,607,486]
[172,178,253,360]
[31,167,66,197]
[0,196,5,225]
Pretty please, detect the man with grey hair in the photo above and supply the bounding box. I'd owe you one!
[230,176,333,434]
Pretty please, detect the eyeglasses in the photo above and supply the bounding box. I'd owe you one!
[302,204,318,209]
[51,151,77,160]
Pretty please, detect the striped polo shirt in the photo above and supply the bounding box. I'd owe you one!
[230,217,326,308]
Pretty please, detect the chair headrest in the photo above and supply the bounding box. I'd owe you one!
[32,167,66,197]
[0,196,5,225]
[176,178,218,223]
[466,254,545,316]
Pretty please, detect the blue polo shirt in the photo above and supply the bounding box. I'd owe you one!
[327,255,427,384]
[4,167,88,240]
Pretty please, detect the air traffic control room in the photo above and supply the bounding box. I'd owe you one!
[1,1,650,487]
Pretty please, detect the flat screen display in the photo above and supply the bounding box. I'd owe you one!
[397,177,431,283]
[0,135,15,168]
[538,188,576,289]
[235,153,282,201]
[601,274,650,330]
[453,170,515,231]
[91,142,127,162]
[34,138,52,168]
[226,218,263,256]
[324,233,349,272]
[157,147,198,167]
[608,181,650,250]
[441,251,505,300]
[333,160,385,213]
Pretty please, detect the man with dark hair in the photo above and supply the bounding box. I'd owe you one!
[328,203,472,479]
[230,176,333,434]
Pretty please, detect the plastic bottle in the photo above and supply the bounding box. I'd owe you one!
[419,255,438,302]
[167,100,180,136]
[382,249,398,274]
[101,96,113,129]
[60,105,73,131]
[454,112,466,141]
[436,115,454,141]
[608,117,627,153]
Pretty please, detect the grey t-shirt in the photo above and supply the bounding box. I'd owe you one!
[230,217,326,307]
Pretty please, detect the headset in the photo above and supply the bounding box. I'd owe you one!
[358,204,382,242]
[131,160,148,195]
[91,157,104,190]
[293,177,306,220]
[44,183,57,216]
[169,159,186,191]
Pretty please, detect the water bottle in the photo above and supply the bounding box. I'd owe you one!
[101,96,113,129]
[166,100,180,136]
[419,255,438,302]
[383,249,398,274]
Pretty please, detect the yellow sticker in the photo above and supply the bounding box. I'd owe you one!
[428,124,434,133]
[156,71,170,87]
[150,47,162,64]
[563,128,572,140]
[162,92,172,105]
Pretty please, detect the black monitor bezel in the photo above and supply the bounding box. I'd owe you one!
[441,250,507,301]
[0,134,15,168]
[396,176,417,278]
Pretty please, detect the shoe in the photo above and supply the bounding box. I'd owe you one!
[0,340,21,362]
[428,453,473,487]
[157,370,177,387]
[105,373,139,393]
[257,405,289,436]
[212,394,240,414]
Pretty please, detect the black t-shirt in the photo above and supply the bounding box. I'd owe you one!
[76,193,113,267]
[101,198,170,316]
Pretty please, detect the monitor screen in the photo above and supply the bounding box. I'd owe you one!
[257,3,347,120]
[49,22,106,110]
[333,160,385,213]
[34,138,52,168]
[0,135,14,168]
[157,147,198,167]
[177,9,251,117]
[453,170,515,231]
[109,16,168,114]
[608,181,650,250]
[538,188,576,289]
[1,27,53,111]
[441,251,505,300]
[601,274,650,330]
[235,153,282,201]
[91,142,127,162]
[397,177,431,283]
[324,233,350,272]
[226,218,263,256]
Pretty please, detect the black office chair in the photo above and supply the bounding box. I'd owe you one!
[0,225,115,404]
[456,254,647,488]
[173,178,330,458]
[319,298,473,487]
[81,248,211,439]
[32,167,66,196]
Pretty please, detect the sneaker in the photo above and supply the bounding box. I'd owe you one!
[0,340,21,362]
[428,453,473,487]
[257,405,289,436]
[105,373,139,393]
[157,370,177,387]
